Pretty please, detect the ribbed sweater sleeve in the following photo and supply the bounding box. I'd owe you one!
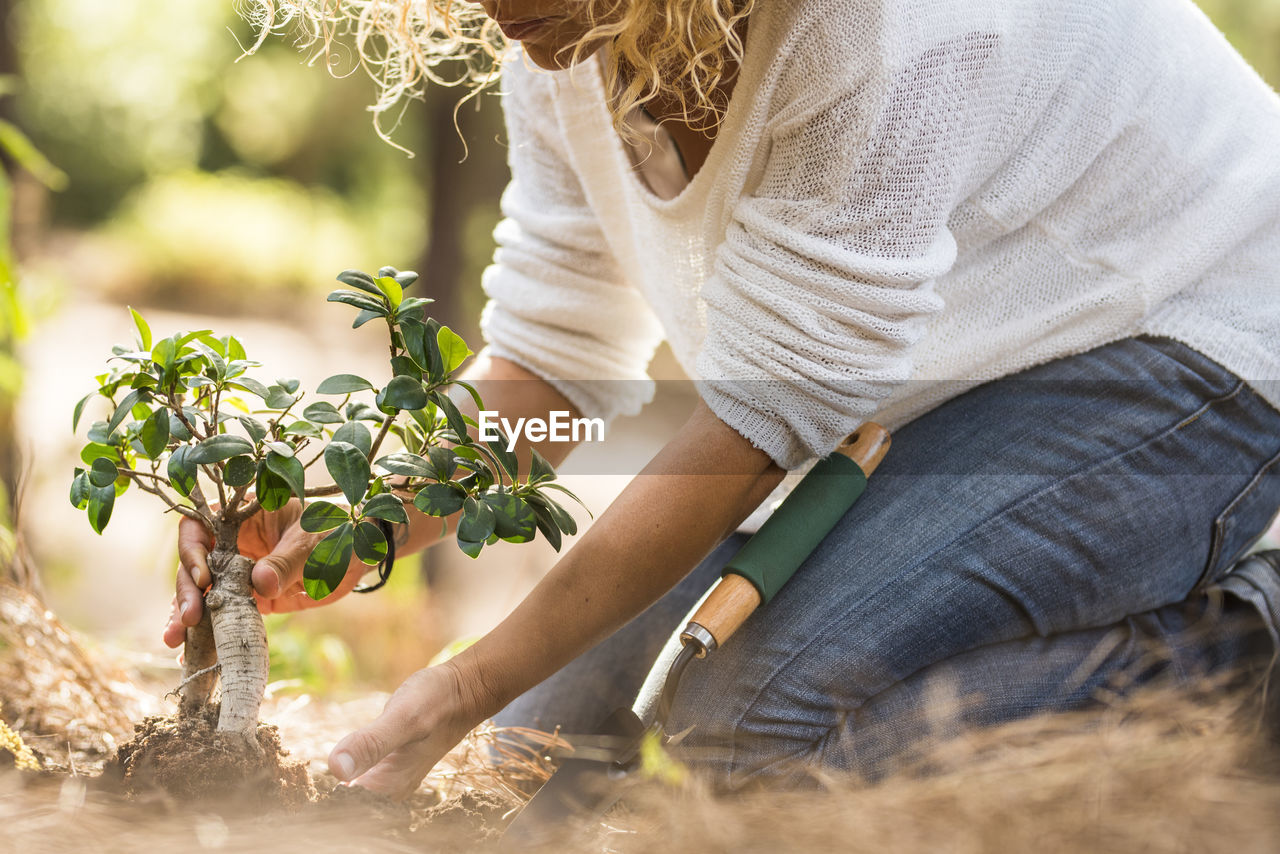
[479,63,665,423]
[696,26,1006,468]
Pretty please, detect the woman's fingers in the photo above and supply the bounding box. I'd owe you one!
[329,667,472,799]
[329,689,424,783]
[177,517,213,589]
[251,522,321,600]
[348,741,442,801]
[167,520,211,648]
[162,597,186,649]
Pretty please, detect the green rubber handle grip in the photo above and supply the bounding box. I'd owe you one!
[723,453,868,604]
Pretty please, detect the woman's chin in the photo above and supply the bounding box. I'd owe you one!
[521,38,604,71]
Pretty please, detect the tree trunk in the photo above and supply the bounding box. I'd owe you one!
[181,520,268,745]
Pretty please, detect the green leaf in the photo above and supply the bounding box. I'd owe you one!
[227,336,247,362]
[539,482,590,515]
[437,326,473,374]
[88,419,117,445]
[282,421,324,439]
[325,441,370,506]
[224,455,257,488]
[426,446,459,481]
[230,377,272,400]
[333,421,373,457]
[277,378,300,394]
[302,523,354,600]
[432,391,470,440]
[352,521,388,565]
[457,496,496,542]
[374,275,403,310]
[336,269,382,296]
[127,307,152,351]
[264,385,298,410]
[72,393,94,432]
[238,415,268,443]
[346,401,384,423]
[413,483,466,517]
[106,389,142,435]
[396,296,433,320]
[266,451,307,503]
[169,413,192,442]
[87,483,116,534]
[529,500,563,552]
[69,470,90,510]
[80,442,120,466]
[352,308,382,329]
[528,448,557,484]
[399,318,430,373]
[168,445,198,496]
[381,375,428,411]
[456,536,484,559]
[301,500,350,533]
[137,410,169,459]
[151,337,177,378]
[327,291,387,315]
[188,435,255,464]
[362,493,409,525]
[88,457,118,488]
[375,452,433,477]
[265,441,295,458]
[485,436,521,483]
[303,401,345,424]
[482,492,538,543]
[317,374,374,395]
[528,490,579,536]
[390,355,422,380]
[453,381,486,416]
[393,270,419,288]
[256,464,292,512]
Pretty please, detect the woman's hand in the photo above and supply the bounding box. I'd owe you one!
[162,500,368,648]
[328,660,487,800]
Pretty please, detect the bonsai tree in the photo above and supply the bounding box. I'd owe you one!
[69,267,583,747]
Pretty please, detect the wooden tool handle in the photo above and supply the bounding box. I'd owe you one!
[833,423,891,477]
[684,423,891,652]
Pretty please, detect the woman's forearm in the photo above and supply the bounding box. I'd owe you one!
[449,400,785,719]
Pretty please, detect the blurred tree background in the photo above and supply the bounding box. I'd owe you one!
[0,0,1276,691]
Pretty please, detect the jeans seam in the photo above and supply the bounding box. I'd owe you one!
[1199,444,1280,591]
[725,378,1248,780]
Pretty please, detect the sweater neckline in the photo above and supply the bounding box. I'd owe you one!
[586,5,777,214]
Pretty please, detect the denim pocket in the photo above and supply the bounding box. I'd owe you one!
[1198,444,1280,591]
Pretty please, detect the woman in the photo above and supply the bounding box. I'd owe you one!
[167,0,1280,796]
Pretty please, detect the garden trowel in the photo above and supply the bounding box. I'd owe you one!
[500,423,892,848]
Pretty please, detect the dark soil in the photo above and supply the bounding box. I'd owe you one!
[100,703,314,810]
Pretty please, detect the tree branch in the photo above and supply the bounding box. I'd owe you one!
[368,415,396,462]
[120,470,212,528]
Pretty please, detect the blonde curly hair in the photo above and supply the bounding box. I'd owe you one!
[238,0,754,145]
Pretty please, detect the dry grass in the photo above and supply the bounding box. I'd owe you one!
[3,581,1279,853]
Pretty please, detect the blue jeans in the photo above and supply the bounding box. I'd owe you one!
[495,337,1280,787]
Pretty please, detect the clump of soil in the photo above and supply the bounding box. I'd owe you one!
[101,703,313,810]
[414,789,510,845]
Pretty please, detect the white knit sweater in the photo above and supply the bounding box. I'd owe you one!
[479,0,1280,476]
